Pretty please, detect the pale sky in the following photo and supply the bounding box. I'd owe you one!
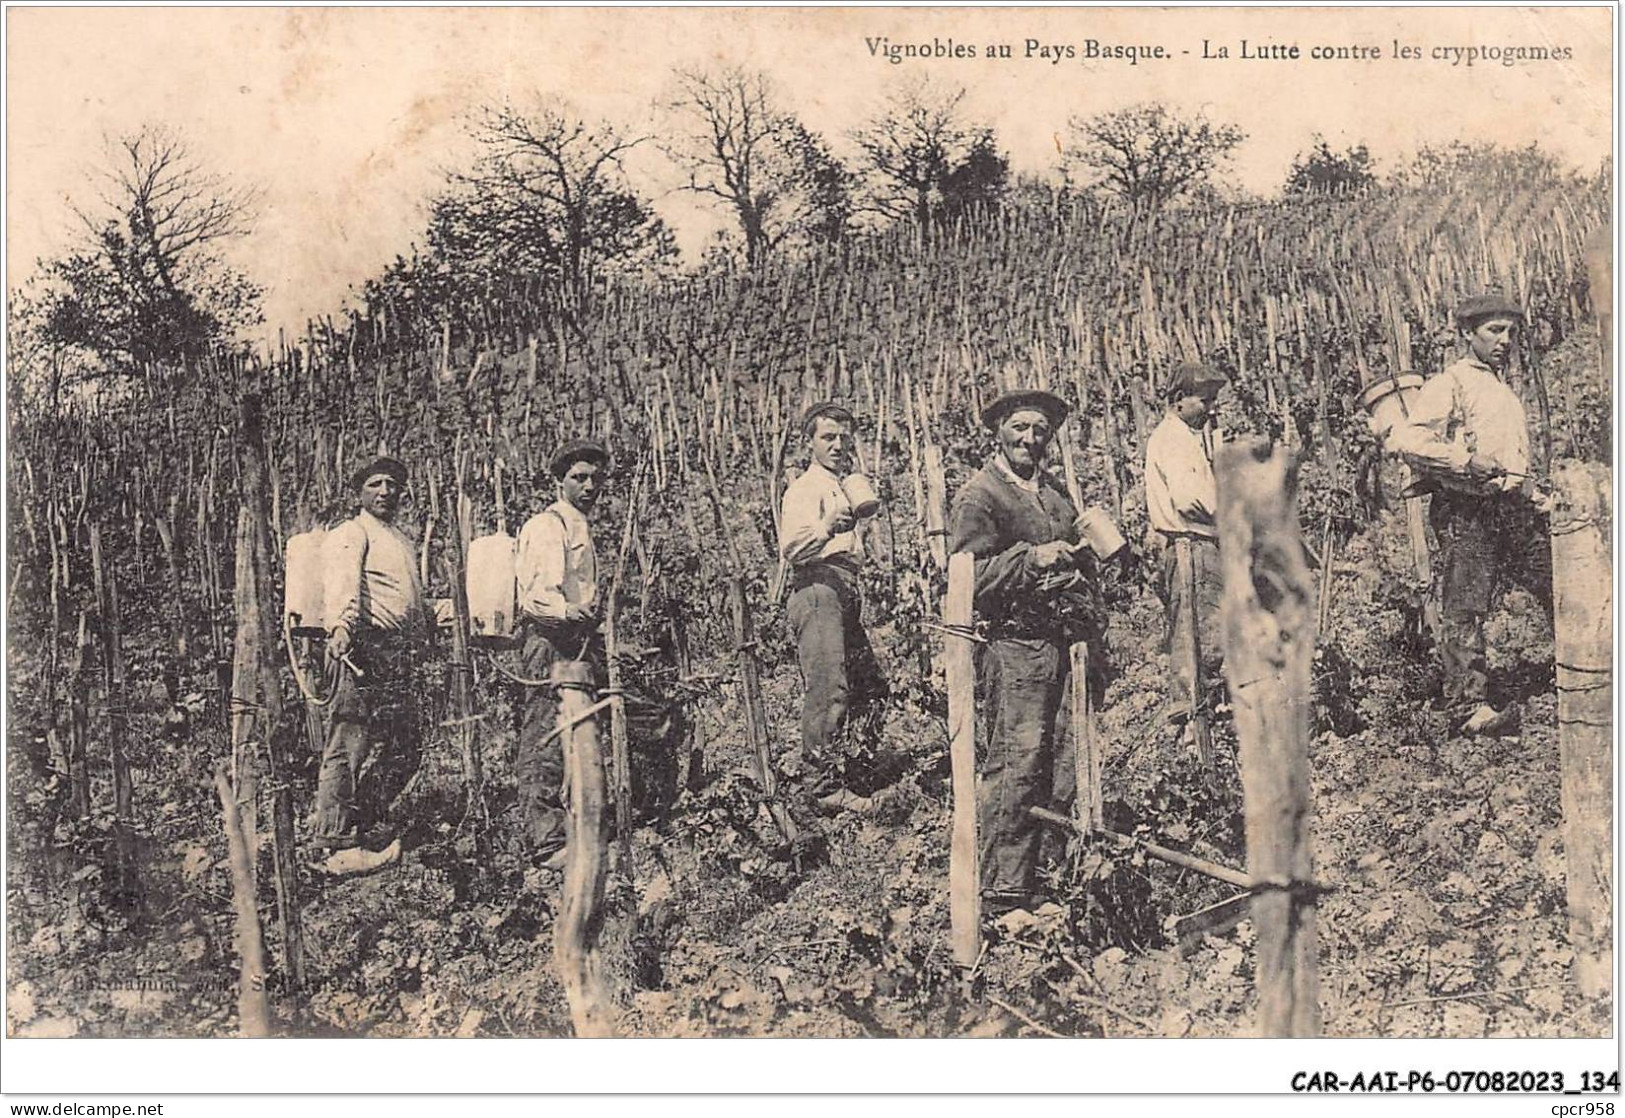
[6,6,1613,337]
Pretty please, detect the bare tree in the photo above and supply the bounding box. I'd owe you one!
[82,125,260,301]
[33,123,262,375]
[1062,103,1245,211]
[661,65,851,266]
[429,96,673,302]
[850,76,1007,229]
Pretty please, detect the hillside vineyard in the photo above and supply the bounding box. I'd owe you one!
[7,172,1612,1041]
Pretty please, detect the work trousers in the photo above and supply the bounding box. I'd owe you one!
[313,631,424,844]
[514,621,600,853]
[1157,534,1224,713]
[786,562,885,784]
[1429,491,1551,710]
[977,636,1075,907]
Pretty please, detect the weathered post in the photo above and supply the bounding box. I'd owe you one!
[214,766,271,1037]
[1216,440,1319,1038]
[1550,460,1612,1001]
[945,551,980,968]
[553,660,615,1037]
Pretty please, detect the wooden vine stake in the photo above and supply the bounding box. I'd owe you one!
[1215,440,1319,1038]
[214,766,270,1038]
[605,465,645,873]
[944,551,980,968]
[1550,460,1612,1001]
[1055,416,1103,834]
[553,660,615,1037]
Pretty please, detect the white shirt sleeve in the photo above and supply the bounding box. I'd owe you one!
[517,512,568,621]
[1389,372,1471,474]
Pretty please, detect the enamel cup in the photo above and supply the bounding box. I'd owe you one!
[841,473,882,519]
[1076,505,1127,560]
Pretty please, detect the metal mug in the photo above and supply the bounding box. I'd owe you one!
[1075,505,1127,560]
[841,473,881,519]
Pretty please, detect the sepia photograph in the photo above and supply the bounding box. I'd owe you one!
[2,1,1617,1093]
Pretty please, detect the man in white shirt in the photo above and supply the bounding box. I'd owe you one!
[1388,294,1539,733]
[314,456,428,865]
[779,402,884,812]
[1144,362,1227,732]
[514,438,607,858]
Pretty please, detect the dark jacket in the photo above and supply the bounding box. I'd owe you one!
[947,460,1101,641]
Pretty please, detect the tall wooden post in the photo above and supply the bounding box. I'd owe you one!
[1216,440,1319,1038]
[945,552,980,968]
[240,393,304,991]
[1550,461,1612,1001]
[553,660,615,1037]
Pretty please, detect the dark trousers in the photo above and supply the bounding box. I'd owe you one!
[977,636,1074,905]
[1429,490,1553,710]
[1157,534,1224,710]
[313,632,423,843]
[515,622,599,852]
[786,563,884,782]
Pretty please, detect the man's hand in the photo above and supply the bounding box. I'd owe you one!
[564,602,599,624]
[824,506,856,536]
[1030,540,1074,571]
[1465,453,1505,480]
[327,624,352,664]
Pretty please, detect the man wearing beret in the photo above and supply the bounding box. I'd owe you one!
[314,455,428,871]
[513,438,608,859]
[1144,362,1228,738]
[778,402,886,812]
[948,389,1102,915]
[1389,294,1539,734]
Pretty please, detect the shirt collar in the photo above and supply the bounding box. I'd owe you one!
[550,498,589,527]
[992,453,1042,494]
[804,460,840,485]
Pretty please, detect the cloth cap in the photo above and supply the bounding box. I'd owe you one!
[1166,362,1228,401]
[1454,294,1524,329]
[980,389,1070,431]
[800,401,855,437]
[550,438,610,480]
[350,456,409,492]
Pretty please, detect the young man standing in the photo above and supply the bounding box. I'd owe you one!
[1143,362,1228,737]
[1389,294,1540,734]
[778,402,884,813]
[315,455,428,873]
[514,438,608,860]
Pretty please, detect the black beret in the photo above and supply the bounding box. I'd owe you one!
[550,438,610,479]
[1454,294,1524,329]
[350,456,409,492]
[800,401,855,436]
[1166,362,1228,401]
[981,389,1070,431]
